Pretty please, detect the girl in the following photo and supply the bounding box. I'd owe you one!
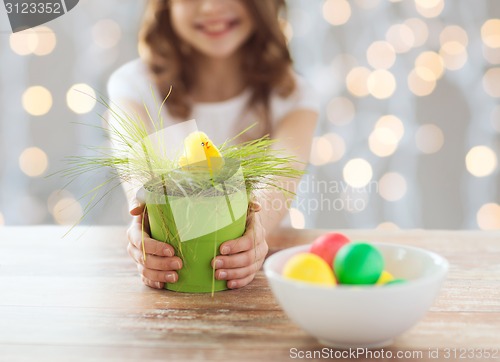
[107,0,319,290]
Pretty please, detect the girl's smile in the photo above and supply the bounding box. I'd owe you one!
[194,18,242,38]
[171,0,254,59]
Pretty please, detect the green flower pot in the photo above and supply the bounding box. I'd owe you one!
[145,180,248,293]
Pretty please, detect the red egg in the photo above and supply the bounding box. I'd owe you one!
[309,232,350,267]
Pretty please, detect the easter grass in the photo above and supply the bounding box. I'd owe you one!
[56,89,304,293]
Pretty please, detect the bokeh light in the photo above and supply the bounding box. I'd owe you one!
[367,69,396,99]
[404,18,429,47]
[379,172,407,201]
[9,26,56,56]
[476,203,500,230]
[481,19,500,49]
[408,68,437,96]
[310,133,346,165]
[386,24,415,53]
[343,158,373,188]
[415,124,444,154]
[346,67,371,97]
[66,83,97,114]
[440,25,469,48]
[52,197,84,225]
[440,42,468,70]
[369,115,404,157]
[92,19,122,49]
[0,212,4,227]
[482,68,500,97]
[33,26,57,56]
[326,97,355,125]
[415,51,445,80]
[289,207,305,229]
[483,46,500,65]
[369,127,399,157]
[19,147,49,177]
[48,189,75,214]
[376,115,405,141]
[376,222,400,230]
[415,0,445,18]
[22,86,53,116]
[9,30,38,55]
[324,133,346,163]
[367,41,396,69]
[465,146,498,177]
[310,136,333,166]
[323,0,351,26]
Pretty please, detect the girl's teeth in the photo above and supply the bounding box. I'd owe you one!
[205,23,228,33]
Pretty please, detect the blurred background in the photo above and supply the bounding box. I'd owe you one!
[0,0,499,230]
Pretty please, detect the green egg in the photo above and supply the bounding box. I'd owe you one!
[333,242,384,285]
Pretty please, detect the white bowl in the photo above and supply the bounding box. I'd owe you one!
[264,243,448,348]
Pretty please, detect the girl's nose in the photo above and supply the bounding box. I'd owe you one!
[198,0,228,14]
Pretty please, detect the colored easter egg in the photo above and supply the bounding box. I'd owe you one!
[282,253,336,286]
[376,270,395,285]
[333,242,384,285]
[309,232,350,266]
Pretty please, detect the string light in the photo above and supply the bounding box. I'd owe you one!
[483,68,500,97]
[92,19,122,49]
[346,66,371,97]
[322,0,351,26]
[404,18,429,47]
[367,41,396,69]
[52,197,83,225]
[481,19,500,49]
[367,69,396,99]
[343,158,373,188]
[415,124,444,154]
[476,203,500,230]
[415,0,445,18]
[379,172,407,201]
[22,86,53,116]
[386,24,415,53]
[66,83,97,114]
[465,146,498,177]
[323,133,346,163]
[310,137,333,166]
[326,97,355,125]
[19,147,49,177]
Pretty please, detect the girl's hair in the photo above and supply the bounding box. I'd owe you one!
[139,0,295,138]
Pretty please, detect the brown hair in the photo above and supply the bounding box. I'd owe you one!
[139,0,295,138]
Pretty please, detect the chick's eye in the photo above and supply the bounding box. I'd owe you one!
[201,142,205,146]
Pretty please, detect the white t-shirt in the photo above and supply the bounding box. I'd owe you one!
[107,58,319,145]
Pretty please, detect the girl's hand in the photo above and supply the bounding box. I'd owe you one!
[211,202,269,289]
[126,204,183,290]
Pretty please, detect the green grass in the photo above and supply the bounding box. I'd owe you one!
[58,89,304,220]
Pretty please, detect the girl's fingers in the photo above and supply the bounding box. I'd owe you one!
[215,260,260,281]
[137,264,178,284]
[226,273,256,289]
[127,223,174,257]
[141,276,164,290]
[212,240,268,269]
[127,242,182,271]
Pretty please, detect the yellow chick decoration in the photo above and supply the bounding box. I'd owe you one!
[178,131,224,175]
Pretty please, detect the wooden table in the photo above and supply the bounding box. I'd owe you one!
[0,226,499,361]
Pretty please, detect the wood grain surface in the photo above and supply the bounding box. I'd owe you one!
[0,226,499,361]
